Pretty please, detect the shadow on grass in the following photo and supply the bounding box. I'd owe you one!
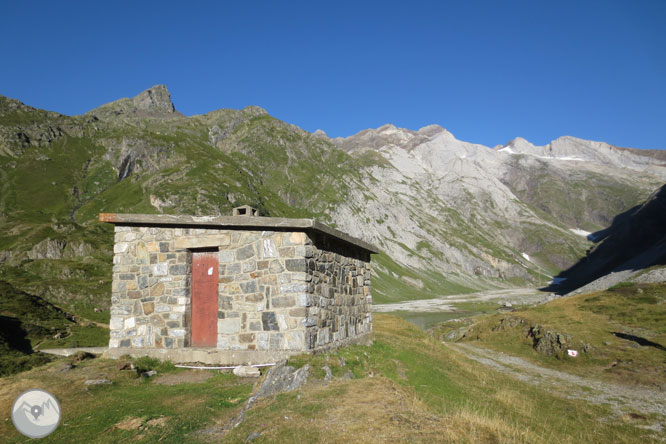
[611,332,666,351]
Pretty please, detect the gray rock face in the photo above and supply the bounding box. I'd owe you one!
[132,85,176,114]
[254,363,310,399]
[87,85,179,118]
[28,238,66,260]
[328,123,666,294]
[233,365,261,377]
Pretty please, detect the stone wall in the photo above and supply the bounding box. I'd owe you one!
[109,225,372,354]
[304,232,372,350]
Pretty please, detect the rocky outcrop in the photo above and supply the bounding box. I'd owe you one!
[528,326,573,357]
[28,239,67,260]
[87,85,182,119]
[132,85,176,114]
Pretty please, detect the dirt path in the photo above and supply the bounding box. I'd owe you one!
[373,288,553,313]
[447,342,666,421]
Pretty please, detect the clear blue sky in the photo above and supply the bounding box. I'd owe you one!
[2,1,665,149]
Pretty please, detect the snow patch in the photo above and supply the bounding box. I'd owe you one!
[570,228,592,237]
[521,252,530,261]
[495,148,588,162]
[551,277,567,285]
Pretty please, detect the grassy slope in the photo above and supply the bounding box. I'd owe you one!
[0,280,108,375]
[439,282,666,387]
[1,315,656,443]
[0,110,366,317]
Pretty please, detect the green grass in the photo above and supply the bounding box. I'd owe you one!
[1,359,252,444]
[37,324,109,349]
[372,252,474,304]
[225,315,656,443]
[453,282,666,387]
[0,315,659,443]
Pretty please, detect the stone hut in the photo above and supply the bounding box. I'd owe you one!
[100,209,377,364]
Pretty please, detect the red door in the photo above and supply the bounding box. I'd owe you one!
[191,251,219,347]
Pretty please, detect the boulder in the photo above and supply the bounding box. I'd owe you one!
[233,366,261,378]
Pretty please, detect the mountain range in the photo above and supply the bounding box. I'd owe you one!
[0,84,664,318]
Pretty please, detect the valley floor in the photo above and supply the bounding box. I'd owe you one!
[372,287,552,313]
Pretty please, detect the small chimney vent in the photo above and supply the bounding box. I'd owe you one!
[233,205,258,217]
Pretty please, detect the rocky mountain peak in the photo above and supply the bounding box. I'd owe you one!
[132,84,176,114]
[312,129,329,139]
[501,137,533,150]
[86,84,180,119]
[417,124,448,138]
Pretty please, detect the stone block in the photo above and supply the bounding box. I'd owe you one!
[111,305,131,315]
[301,317,317,327]
[175,234,230,249]
[138,275,149,290]
[262,312,279,331]
[114,242,129,254]
[170,328,186,337]
[278,247,294,257]
[250,321,262,331]
[285,331,305,349]
[240,281,257,294]
[297,293,312,307]
[124,317,136,329]
[257,332,269,350]
[127,290,142,299]
[217,335,231,349]
[219,319,241,334]
[239,333,255,343]
[269,333,284,349]
[242,259,256,273]
[236,245,255,260]
[225,264,240,276]
[277,313,288,330]
[110,316,123,330]
[263,239,278,258]
[150,282,165,297]
[268,260,283,273]
[219,250,234,263]
[289,307,307,317]
[143,302,155,315]
[153,263,168,276]
[112,281,127,293]
[233,366,260,377]
[155,304,170,313]
[272,296,295,308]
[246,293,264,303]
[280,283,307,293]
[286,232,306,245]
[169,264,187,275]
[285,258,306,272]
